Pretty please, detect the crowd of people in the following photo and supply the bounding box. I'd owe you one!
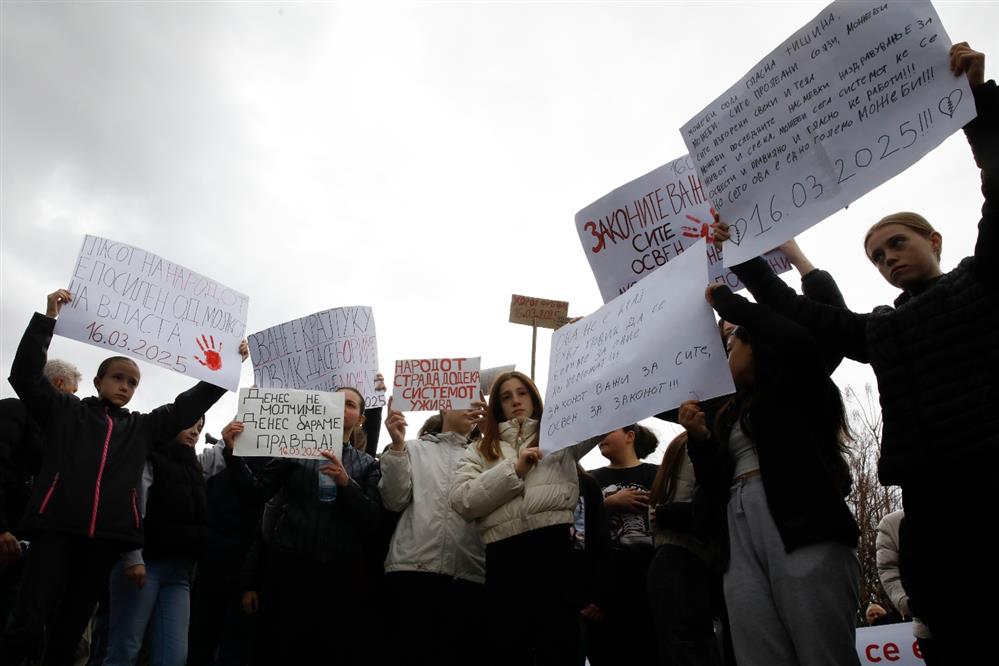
[0,43,993,666]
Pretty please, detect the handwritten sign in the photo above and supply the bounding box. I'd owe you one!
[480,364,516,395]
[856,623,923,665]
[391,357,481,412]
[248,306,385,408]
[576,154,790,303]
[509,295,570,329]
[540,240,734,454]
[54,235,248,391]
[681,0,975,266]
[234,388,344,459]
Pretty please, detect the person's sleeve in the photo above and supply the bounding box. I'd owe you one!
[557,435,603,463]
[145,382,227,451]
[338,456,382,534]
[449,448,524,521]
[197,443,228,479]
[120,549,145,569]
[654,501,694,533]
[728,259,870,363]
[222,449,292,502]
[8,314,74,425]
[378,446,413,512]
[967,81,999,281]
[876,514,911,618]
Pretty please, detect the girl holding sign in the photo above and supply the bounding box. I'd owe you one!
[712,43,996,661]
[449,371,601,666]
[678,285,860,666]
[378,397,487,666]
[0,291,228,666]
[220,386,381,666]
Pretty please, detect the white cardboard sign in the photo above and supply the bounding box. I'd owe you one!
[248,306,385,408]
[540,239,735,454]
[391,357,481,412]
[234,388,344,459]
[681,0,975,266]
[55,235,248,391]
[576,154,790,303]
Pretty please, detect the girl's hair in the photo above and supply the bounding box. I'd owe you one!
[648,432,688,507]
[713,325,853,492]
[478,371,544,461]
[96,356,139,378]
[621,423,659,459]
[421,412,484,443]
[864,212,941,260]
[336,386,367,452]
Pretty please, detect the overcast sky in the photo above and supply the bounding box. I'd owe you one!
[3,0,997,469]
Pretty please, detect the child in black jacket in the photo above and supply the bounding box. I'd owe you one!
[0,290,227,666]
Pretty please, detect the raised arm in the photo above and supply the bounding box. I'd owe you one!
[8,293,78,424]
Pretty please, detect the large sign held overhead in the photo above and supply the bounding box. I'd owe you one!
[509,295,570,329]
[248,306,385,408]
[681,0,975,266]
[540,240,734,454]
[576,154,790,303]
[55,235,248,391]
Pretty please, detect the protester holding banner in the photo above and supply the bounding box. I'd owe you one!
[713,43,997,661]
[377,398,487,666]
[449,370,601,666]
[586,425,659,665]
[220,386,381,666]
[646,432,725,666]
[679,283,860,666]
[0,291,228,666]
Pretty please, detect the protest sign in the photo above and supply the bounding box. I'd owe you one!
[681,0,975,266]
[576,154,790,303]
[234,388,344,459]
[856,623,924,665]
[540,240,734,454]
[509,295,570,329]
[391,357,481,412]
[248,306,385,408]
[480,364,516,395]
[55,235,248,391]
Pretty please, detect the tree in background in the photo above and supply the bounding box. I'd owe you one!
[845,384,902,625]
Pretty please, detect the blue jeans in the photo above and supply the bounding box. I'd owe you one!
[104,558,193,666]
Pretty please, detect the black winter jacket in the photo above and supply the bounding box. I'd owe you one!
[686,289,859,558]
[223,444,381,567]
[729,81,999,486]
[0,398,42,535]
[9,313,226,549]
[143,442,209,560]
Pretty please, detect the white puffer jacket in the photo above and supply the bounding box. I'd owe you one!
[379,431,486,584]
[448,418,600,544]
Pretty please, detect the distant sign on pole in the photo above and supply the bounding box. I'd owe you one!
[234,388,344,459]
[509,295,570,329]
[55,235,249,391]
[391,357,481,412]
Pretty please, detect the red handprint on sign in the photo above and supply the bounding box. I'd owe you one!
[195,335,223,371]
[680,208,717,244]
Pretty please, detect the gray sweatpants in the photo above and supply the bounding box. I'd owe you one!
[724,475,860,666]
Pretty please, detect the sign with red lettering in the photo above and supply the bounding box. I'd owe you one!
[681,0,975,266]
[509,295,570,329]
[575,154,790,303]
[234,388,344,459]
[856,623,923,665]
[55,235,249,391]
[247,306,384,408]
[391,357,481,412]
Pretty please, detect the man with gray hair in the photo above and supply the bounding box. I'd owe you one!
[41,359,82,396]
[1,359,81,635]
